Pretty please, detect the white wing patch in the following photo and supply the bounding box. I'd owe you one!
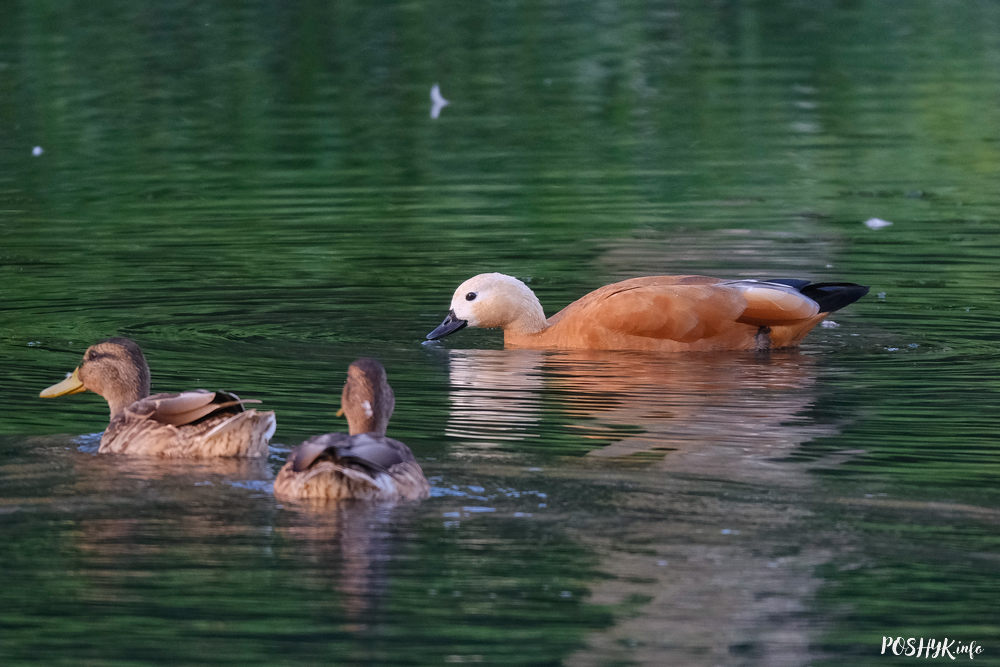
[372,473,398,498]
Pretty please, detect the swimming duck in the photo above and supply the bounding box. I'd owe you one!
[427,272,868,352]
[273,358,429,502]
[39,337,275,457]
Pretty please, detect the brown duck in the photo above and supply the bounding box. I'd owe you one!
[39,337,275,457]
[274,358,429,502]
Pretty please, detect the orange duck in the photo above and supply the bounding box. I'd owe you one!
[426,273,868,352]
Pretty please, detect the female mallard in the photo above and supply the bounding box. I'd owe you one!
[427,272,869,352]
[39,337,275,457]
[274,358,429,502]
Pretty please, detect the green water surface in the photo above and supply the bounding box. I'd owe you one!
[2,2,999,665]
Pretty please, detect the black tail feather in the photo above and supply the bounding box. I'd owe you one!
[766,279,870,313]
[801,282,870,313]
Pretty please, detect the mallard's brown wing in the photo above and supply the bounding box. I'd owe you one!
[290,432,416,473]
[336,434,416,471]
[289,433,350,472]
[128,390,260,427]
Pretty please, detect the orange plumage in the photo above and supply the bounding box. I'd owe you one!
[427,273,868,352]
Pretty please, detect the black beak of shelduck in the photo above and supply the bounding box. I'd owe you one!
[426,310,468,340]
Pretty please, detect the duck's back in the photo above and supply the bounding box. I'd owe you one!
[99,390,275,457]
[508,275,865,351]
[274,432,429,502]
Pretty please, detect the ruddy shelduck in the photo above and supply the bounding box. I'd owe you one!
[273,358,429,502]
[39,337,276,457]
[427,273,868,352]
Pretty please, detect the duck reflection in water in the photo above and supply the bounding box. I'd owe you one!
[276,500,404,630]
[62,453,403,633]
[442,348,840,473]
[442,348,851,663]
[64,450,275,604]
[443,349,547,450]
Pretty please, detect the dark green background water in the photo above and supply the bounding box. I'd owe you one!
[2,1,998,664]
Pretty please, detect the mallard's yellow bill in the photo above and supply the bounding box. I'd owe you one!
[335,407,345,418]
[39,367,87,398]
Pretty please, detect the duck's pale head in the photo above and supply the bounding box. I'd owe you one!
[39,337,151,419]
[340,358,395,435]
[426,273,547,340]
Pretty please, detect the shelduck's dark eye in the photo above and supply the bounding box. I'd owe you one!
[465,292,477,301]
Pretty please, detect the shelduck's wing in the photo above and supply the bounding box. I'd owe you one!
[555,277,745,343]
[734,279,869,316]
[722,280,821,326]
[550,275,867,344]
[558,276,835,342]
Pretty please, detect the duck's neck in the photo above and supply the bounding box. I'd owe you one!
[345,388,392,436]
[106,384,147,422]
[504,288,548,335]
[104,369,150,422]
[348,409,389,436]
